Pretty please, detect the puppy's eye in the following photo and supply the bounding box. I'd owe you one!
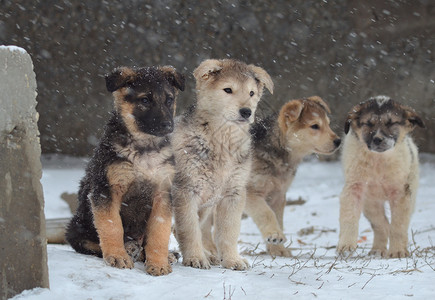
[386,121,398,127]
[363,122,374,128]
[166,97,174,106]
[223,88,232,94]
[139,97,150,105]
[310,124,320,130]
[250,91,254,97]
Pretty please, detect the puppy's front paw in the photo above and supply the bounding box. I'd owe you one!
[182,255,211,269]
[104,253,134,269]
[203,245,219,265]
[267,244,292,257]
[146,262,172,276]
[336,243,357,258]
[221,256,249,271]
[368,248,387,257]
[124,240,143,262]
[206,252,220,266]
[386,248,410,259]
[265,231,287,245]
[168,250,180,264]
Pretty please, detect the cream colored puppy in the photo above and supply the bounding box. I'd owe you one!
[338,96,425,258]
[172,59,273,270]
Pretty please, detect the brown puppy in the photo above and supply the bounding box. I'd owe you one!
[172,59,273,270]
[66,66,184,275]
[337,96,425,258]
[246,96,341,257]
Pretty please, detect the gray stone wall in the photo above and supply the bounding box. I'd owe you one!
[1,0,434,156]
[0,47,49,299]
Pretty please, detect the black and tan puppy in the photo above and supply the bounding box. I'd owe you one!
[66,66,184,276]
[338,96,425,258]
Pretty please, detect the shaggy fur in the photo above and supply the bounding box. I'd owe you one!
[172,59,273,270]
[66,66,185,275]
[246,96,341,257]
[337,96,425,258]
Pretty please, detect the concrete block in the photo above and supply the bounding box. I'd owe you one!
[0,46,49,299]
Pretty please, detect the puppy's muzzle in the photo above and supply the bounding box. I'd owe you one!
[373,137,383,146]
[239,107,252,121]
[160,121,173,133]
[367,136,395,152]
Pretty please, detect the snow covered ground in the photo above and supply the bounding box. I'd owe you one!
[13,154,435,300]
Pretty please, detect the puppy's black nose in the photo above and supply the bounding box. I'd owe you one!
[334,138,341,147]
[239,107,252,120]
[160,121,173,131]
[373,137,383,145]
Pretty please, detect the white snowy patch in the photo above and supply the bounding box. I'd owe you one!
[0,45,28,54]
[13,154,435,300]
[373,95,391,106]
[155,216,165,223]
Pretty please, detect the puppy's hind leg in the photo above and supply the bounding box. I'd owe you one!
[337,183,364,256]
[66,201,102,257]
[363,199,389,257]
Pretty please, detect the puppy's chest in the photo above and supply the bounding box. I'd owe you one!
[117,142,174,183]
[349,151,409,190]
[190,129,251,167]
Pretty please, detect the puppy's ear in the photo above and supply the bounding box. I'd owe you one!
[403,106,426,129]
[160,66,185,91]
[193,59,222,81]
[344,103,362,134]
[105,67,135,93]
[344,116,352,135]
[278,100,304,132]
[249,65,274,95]
[306,96,331,114]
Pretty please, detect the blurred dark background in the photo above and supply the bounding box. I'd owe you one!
[1,0,434,156]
